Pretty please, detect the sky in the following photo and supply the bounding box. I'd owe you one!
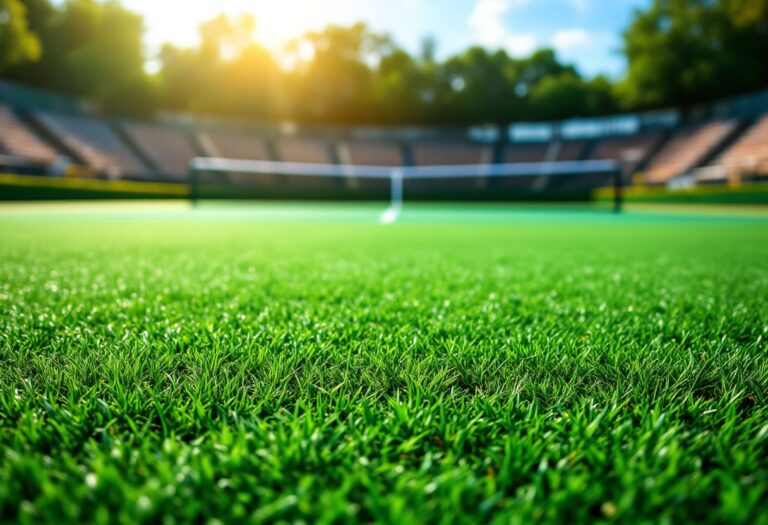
[117,0,651,78]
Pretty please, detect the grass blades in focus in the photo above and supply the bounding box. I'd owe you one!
[1,212,767,524]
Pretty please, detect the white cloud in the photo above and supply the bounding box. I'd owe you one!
[550,29,622,77]
[552,28,591,49]
[468,0,537,57]
[503,34,539,57]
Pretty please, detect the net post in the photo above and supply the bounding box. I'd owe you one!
[189,160,199,207]
[613,163,623,214]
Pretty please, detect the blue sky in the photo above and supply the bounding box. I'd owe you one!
[118,0,651,78]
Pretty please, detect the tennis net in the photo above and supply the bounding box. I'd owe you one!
[189,157,623,223]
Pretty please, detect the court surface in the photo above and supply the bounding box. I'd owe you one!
[2,200,767,224]
[1,200,767,524]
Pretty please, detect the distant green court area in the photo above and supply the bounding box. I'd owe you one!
[1,203,767,524]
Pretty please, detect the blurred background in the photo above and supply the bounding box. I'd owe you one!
[0,0,767,205]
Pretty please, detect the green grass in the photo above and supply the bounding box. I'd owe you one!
[1,205,767,524]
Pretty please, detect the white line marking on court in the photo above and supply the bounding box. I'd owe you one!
[379,206,401,224]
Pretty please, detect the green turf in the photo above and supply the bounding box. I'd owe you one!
[1,206,767,524]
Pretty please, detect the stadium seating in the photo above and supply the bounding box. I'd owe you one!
[270,138,341,193]
[413,142,492,165]
[274,138,333,164]
[503,143,548,163]
[121,122,199,180]
[199,130,271,160]
[711,114,768,177]
[553,140,588,162]
[35,111,149,178]
[589,132,663,173]
[339,141,403,166]
[407,142,493,196]
[645,120,737,184]
[0,105,59,166]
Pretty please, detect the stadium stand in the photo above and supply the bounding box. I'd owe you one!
[271,138,341,193]
[553,140,588,162]
[34,111,149,178]
[121,122,199,180]
[334,142,402,192]
[4,77,767,197]
[199,130,271,160]
[0,105,59,167]
[589,131,663,173]
[274,138,333,164]
[413,141,493,166]
[645,120,737,184]
[503,143,549,163]
[408,142,494,195]
[708,114,768,179]
[339,141,403,166]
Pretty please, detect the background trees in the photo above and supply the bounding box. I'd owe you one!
[158,14,282,119]
[0,0,41,71]
[618,0,768,109]
[2,0,154,115]
[2,0,768,124]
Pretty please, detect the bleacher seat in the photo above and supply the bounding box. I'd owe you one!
[35,111,148,178]
[711,114,768,177]
[408,142,493,195]
[333,142,401,193]
[0,105,58,166]
[589,132,662,173]
[413,142,492,166]
[503,143,548,163]
[274,139,332,164]
[645,120,737,184]
[554,140,588,162]
[589,131,663,167]
[121,122,198,180]
[200,130,271,160]
[271,138,339,193]
[340,141,403,166]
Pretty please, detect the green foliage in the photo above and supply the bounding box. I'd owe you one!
[433,47,519,124]
[373,49,430,123]
[531,73,617,120]
[4,0,154,115]
[531,74,591,121]
[0,0,41,71]
[286,23,394,123]
[4,0,768,123]
[158,14,282,118]
[1,215,767,523]
[619,0,768,109]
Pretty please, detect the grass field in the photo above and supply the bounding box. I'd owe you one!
[1,203,767,524]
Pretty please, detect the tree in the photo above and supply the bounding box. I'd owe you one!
[285,23,394,123]
[3,0,154,115]
[618,0,768,110]
[434,47,520,124]
[531,73,590,121]
[373,48,429,123]
[0,0,41,71]
[157,13,282,119]
[513,49,578,98]
[4,3,624,124]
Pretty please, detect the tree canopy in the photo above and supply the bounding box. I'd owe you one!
[0,0,41,70]
[618,0,768,109]
[2,0,768,123]
[3,0,154,115]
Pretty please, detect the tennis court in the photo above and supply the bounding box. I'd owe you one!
[3,200,768,224]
